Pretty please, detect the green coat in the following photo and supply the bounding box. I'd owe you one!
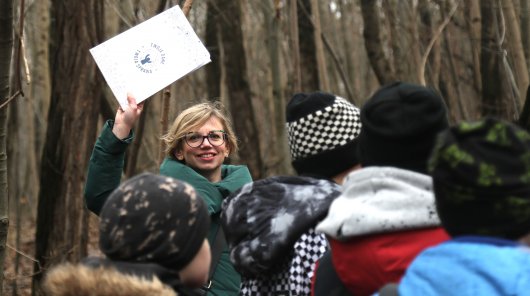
[84,120,252,296]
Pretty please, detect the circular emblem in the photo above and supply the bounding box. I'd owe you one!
[133,43,166,74]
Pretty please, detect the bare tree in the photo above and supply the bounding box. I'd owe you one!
[337,0,355,93]
[310,0,329,90]
[360,0,395,85]
[290,0,301,92]
[480,0,516,119]
[216,0,264,179]
[418,0,441,86]
[7,2,51,291]
[465,0,482,94]
[522,0,530,74]
[263,0,291,175]
[384,0,409,81]
[205,0,222,99]
[0,0,14,292]
[26,0,52,166]
[32,1,105,294]
[298,0,319,90]
[502,0,528,105]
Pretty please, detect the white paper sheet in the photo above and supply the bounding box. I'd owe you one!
[90,5,211,108]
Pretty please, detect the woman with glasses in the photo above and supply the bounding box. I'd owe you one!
[84,94,252,296]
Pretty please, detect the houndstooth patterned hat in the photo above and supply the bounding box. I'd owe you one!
[286,92,361,178]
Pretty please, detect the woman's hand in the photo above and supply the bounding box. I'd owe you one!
[112,93,144,139]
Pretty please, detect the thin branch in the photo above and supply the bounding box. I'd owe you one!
[3,0,27,112]
[290,0,301,92]
[159,88,171,165]
[125,100,150,178]
[182,0,194,16]
[6,244,42,273]
[0,90,22,110]
[497,0,506,45]
[492,0,519,114]
[419,0,460,86]
[321,35,355,104]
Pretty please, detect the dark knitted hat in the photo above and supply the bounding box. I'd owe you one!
[286,92,361,178]
[359,81,449,174]
[429,117,530,240]
[99,173,210,272]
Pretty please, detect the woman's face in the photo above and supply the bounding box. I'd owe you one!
[175,116,229,182]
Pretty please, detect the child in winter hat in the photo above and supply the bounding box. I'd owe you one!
[98,173,211,285]
[428,117,530,239]
[358,81,449,173]
[396,118,530,295]
[286,92,362,179]
[313,82,450,296]
[220,91,357,295]
[43,173,211,295]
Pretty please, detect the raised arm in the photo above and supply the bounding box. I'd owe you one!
[84,94,144,215]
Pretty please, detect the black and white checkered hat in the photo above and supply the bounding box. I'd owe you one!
[286,92,361,178]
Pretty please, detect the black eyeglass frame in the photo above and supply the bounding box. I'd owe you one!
[183,130,227,148]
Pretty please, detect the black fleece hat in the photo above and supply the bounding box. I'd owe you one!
[429,117,530,240]
[286,92,362,178]
[358,81,448,174]
[99,173,210,272]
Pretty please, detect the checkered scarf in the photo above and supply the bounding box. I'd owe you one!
[221,176,340,280]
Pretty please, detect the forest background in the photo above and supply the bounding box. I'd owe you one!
[1,0,530,295]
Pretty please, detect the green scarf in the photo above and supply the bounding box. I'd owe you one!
[159,158,252,214]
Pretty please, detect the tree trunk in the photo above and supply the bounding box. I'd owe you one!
[298,0,319,90]
[28,0,51,166]
[338,0,354,93]
[418,0,441,86]
[502,0,529,107]
[383,0,405,80]
[289,0,301,92]
[205,0,221,99]
[465,0,482,94]
[408,1,423,84]
[522,0,530,74]
[360,0,395,85]
[217,0,264,179]
[311,0,329,90]
[0,0,13,293]
[262,0,291,175]
[480,0,514,119]
[439,1,470,121]
[33,1,104,294]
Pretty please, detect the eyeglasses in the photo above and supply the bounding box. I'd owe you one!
[184,130,227,148]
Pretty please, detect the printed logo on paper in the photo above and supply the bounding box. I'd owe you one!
[133,43,166,74]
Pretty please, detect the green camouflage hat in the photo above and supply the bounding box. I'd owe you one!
[428,117,530,240]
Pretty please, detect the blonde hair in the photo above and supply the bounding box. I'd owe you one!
[162,101,238,158]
